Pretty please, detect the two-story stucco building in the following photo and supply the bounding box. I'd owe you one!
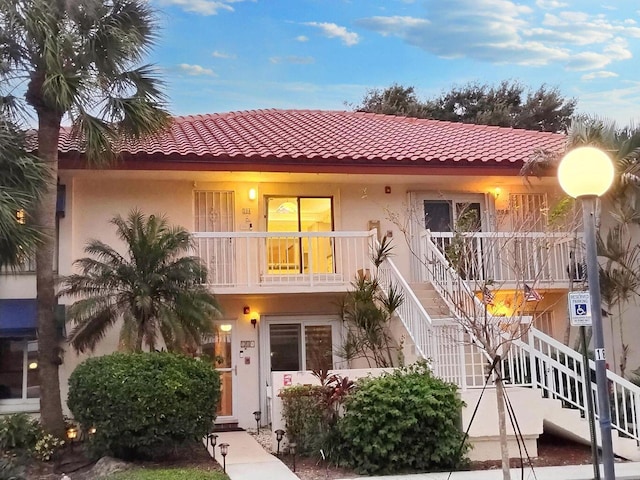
[2,109,640,460]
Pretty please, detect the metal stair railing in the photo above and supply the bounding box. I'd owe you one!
[376,257,434,363]
[418,230,488,323]
[508,327,640,443]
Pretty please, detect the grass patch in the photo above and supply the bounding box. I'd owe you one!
[106,468,228,479]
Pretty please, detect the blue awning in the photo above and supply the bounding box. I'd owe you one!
[0,299,65,338]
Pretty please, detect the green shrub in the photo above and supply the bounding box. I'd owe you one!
[338,363,469,475]
[0,414,40,452]
[279,384,326,455]
[68,352,221,460]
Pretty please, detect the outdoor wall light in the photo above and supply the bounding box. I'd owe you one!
[207,433,218,459]
[248,188,257,201]
[275,429,285,456]
[219,443,229,473]
[250,312,259,328]
[289,441,297,472]
[558,145,615,480]
[219,324,232,332]
[253,410,261,434]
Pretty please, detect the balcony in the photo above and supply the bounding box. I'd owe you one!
[192,230,376,294]
[417,230,585,287]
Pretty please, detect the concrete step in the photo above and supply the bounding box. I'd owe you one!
[539,394,640,461]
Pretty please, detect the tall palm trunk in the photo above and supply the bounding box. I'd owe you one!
[34,109,65,438]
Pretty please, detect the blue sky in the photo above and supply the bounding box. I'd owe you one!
[150,0,640,126]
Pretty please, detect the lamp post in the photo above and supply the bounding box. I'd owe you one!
[558,146,616,480]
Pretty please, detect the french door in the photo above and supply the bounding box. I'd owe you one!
[265,197,334,275]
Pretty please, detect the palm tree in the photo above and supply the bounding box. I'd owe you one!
[521,117,640,350]
[0,0,169,435]
[60,210,221,354]
[0,117,47,269]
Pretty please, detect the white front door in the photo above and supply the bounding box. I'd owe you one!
[203,321,238,422]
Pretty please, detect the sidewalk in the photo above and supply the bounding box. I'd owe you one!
[204,431,299,480]
[337,461,640,480]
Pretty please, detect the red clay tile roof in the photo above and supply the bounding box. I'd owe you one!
[57,109,566,171]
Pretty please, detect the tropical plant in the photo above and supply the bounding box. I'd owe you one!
[67,352,221,460]
[0,414,41,453]
[0,0,171,436]
[0,117,47,270]
[60,210,221,353]
[338,239,404,368]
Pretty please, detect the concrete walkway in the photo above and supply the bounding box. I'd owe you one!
[337,461,640,480]
[204,431,298,480]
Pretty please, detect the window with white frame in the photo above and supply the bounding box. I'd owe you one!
[268,318,338,372]
[0,339,39,401]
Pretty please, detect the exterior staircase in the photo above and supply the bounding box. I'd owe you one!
[374,235,640,461]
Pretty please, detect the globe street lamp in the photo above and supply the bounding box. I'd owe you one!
[558,146,615,480]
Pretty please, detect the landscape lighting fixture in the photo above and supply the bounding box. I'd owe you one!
[289,441,297,472]
[275,429,285,456]
[207,433,218,459]
[253,410,261,434]
[219,443,229,473]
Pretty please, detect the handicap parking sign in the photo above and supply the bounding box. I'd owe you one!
[569,292,592,326]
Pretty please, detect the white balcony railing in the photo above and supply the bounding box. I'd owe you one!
[418,230,585,285]
[192,230,376,292]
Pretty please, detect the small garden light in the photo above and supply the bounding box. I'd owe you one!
[275,429,285,456]
[219,442,229,473]
[289,441,297,472]
[207,433,218,459]
[66,426,78,441]
[253,410,261,434]
[66,426,78,452]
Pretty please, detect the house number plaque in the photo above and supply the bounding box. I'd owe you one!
[240,340,255,349]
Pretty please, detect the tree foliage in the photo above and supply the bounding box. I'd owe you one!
[0,117,47,269]
[0,0,170,436]
[60,210,221,354]
[353,81,576,132]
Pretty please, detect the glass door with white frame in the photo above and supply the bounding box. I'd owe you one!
[202,322,237,420]
[266,197,334,275]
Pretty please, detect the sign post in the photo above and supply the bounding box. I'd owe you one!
[569,291,600,480]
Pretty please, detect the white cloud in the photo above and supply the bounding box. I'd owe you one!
[303,22,360,46]
[212,50,236,59]
[296,35,309,42]
[179,63,216,76]
[269,56,315,65]
[356,0,637,70]
[158,0,250,16]
[535,0,567,9]
[581,71,619,81]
